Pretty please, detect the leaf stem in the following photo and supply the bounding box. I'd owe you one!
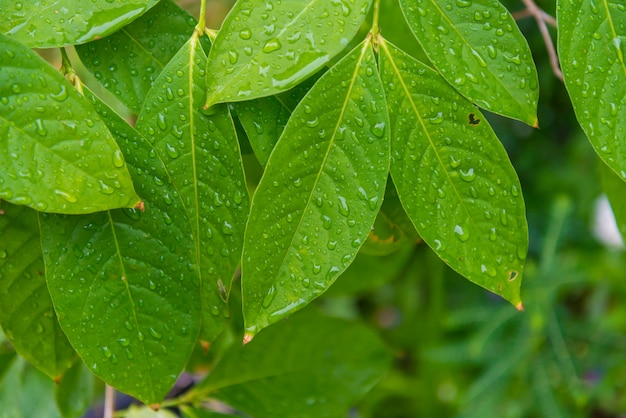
[103,384,115,418]
[371,0,381,36]
[59,47,83,93]
[515,0,563,81]
[196,0,207,34]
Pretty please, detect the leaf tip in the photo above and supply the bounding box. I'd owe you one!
[134,200,145,212]
[515,301,524,312]
[531,117,539,129]
[242,333,254,345]
[200,340,210,354]
[54,375,62,385]
[150,403,161,411]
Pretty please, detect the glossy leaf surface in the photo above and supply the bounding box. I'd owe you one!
[558,0,626,180]
[40,89,201,405]
[0,0,158,48]
[0,34,140,214]
[380,40,527,306]
[204,0,372,107]
[75,1,196,113]
[0,356,60,418]
[399,0,539,126]
[191,312,392,418]
[241,41,390,337]
[0,202,76,380]
[136,35,249,343]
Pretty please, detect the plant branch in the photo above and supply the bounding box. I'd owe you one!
[103,384,115,418]
[515,0,563,81]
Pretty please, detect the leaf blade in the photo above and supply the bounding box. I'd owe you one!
[204,0,373,107]
[0,34,140,214]
[241,41,390,337]
[0,202,76,380]
[558,0,626,180]
[136,36,249,343]
[380,39,527,306]
[399,0,539,126]
[0,0,159,48]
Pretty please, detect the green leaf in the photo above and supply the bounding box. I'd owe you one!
[379,39,527,307]
[190,312,392,418]
[241,41,390,338]
[558,0,626,180]
[0,34,140,214]
[75,1,197,113]
[123,405,179,418]
[0,201,76,380]
[0,356,61,418]
[328,245,415,296]
[40,88,202,405]
[204,0,373,107]
[54,361,94,418]
[136,35,249,343]
[234,71,324,166]
[398,0,539,126]
[0,0,159,48]
[180,406,241,418]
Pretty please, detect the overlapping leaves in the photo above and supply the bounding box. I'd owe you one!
[136,34,249,343]
[40,89,202,405]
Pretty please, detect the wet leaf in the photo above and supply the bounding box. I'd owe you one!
[0,201,76,380]
[0,356,61,418]
[190,312,392,418]
[136,35,249,343]
[234,71,323,166]
[204,0,373,107]
[558,0,626,180]
[241,41,390,338]
[0,0,159,48]
[0,34,140,214]
[40,88,201,405]
[54,361,94,418]
[399,0,539,126]
[379,40,527,307]
[75,1,197,113]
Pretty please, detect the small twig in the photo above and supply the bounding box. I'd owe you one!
[516,0,563,81]
[103,384,115,418]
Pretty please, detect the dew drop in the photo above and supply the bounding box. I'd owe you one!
[459,168,476,182]
[262,38,282,53]
[113,149,125,168]
[148,327,162,339]
[500,208,509,226]
[50,85,68,102]
[370,121,386,138]
[262,285,276,308]
[454,224,469,242]
[429,112,444,124]
[165,143,179,158]
[157,113,167,130]
[239,29,252,39]
[481,264,497,277]
[54,189,77,203]
[337,196,349,216]
[228,50,239,64]
[321,215,332,230]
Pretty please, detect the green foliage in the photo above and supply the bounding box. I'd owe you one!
[1,0,626,416]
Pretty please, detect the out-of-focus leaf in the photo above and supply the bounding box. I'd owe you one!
[40,88,201,405]
[379,39,527,307]
[0,356,60,418]
[204,0,373,107]
[558,0,626,180]
[0,34,140,214]
[136,34,249,343]
[0,201,76,379]
[241,41,390,338]
[54,361,94,418]
[0,0,159,48]
[122,405,179,418]
[328,245,415,296]
[75,1,197,113]
[399,0,539,126]
[190,312,392,418]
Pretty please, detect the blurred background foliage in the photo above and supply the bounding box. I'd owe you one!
[16,0,626,417]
